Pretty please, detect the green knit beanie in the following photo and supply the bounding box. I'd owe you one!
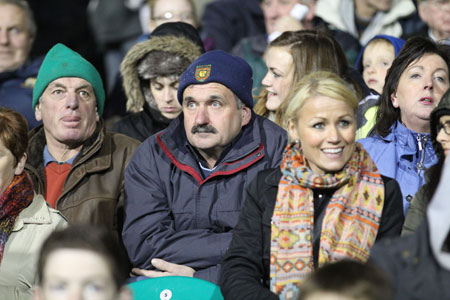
[32,43,105,116]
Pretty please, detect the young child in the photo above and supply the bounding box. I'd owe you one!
[354,35,405,139]
[298,260,393,300]
[356,35,405,95]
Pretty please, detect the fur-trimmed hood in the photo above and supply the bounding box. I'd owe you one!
[121,35,202,112]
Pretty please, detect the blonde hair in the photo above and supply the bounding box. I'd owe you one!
[284,71,358,129]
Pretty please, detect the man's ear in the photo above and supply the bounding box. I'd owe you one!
[241,107,252,126]
[391,91,399,108]
[35,102,42,122]
[96,106,99,122]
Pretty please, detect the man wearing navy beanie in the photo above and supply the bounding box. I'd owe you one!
[123,50,287,283]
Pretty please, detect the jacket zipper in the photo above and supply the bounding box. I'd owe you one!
[416,134,426,175]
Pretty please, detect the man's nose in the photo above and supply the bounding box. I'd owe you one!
[194,105,210,125]
[65,92,80,109]
[0,30,9,45]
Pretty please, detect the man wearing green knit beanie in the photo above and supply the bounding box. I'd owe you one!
[25,44,140,259]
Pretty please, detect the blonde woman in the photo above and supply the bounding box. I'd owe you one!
[220,71,404,300]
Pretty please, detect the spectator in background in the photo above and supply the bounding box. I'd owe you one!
[0,0,42,129]
[88,0,143,92]
[25,44,139,247]
[148,0,198,31]
[354,35,405,138]
[359,37,450,215]
[0,107,67,299]
[33,225,131,300]
[406,0,450,43]
[254,30,353,125]
[315,0,416,48]
[111,22,204,141]
[233,0,361,96]
[220,71,403,300]
[122,50,287,284]
[299,260,393,300]
[201,0,266,52]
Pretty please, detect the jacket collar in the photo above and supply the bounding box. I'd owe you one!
[265,168,282,187]
[161,112,263,165]
[13,194,54,231]
[382,121,431,152]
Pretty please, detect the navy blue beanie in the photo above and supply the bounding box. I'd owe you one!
[354,34,405,73]
[177,50,254,108]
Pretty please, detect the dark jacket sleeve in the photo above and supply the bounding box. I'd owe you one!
[220,171,279,300]
[122,140,231,283]
[377,176,405,240]
[401,184,428,236]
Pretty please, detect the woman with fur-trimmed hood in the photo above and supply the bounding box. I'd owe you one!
[111,23,203,141]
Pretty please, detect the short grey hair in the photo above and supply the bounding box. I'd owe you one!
[234,95,245,109]
[0,0,37,37]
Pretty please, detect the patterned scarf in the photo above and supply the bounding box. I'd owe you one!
[270,143,384,299]
[0,172,34,264]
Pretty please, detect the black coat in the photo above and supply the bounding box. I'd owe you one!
[220,168,404,300]
[110,104,171,142]
[370,220,450,300]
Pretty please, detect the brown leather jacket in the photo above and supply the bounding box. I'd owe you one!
[25,122,140,233]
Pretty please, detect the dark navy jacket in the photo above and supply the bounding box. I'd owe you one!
[0,58,43,129]
[122,113,287,283]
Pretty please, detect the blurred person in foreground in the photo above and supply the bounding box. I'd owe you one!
[299,260,393,300]
[33,225,131,300]
[370,147,450,299]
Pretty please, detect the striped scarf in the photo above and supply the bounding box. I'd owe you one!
[270,143,384,299]
[0,172,34,264]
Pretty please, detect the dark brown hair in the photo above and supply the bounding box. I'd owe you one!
[374,36,450,137]
[299,260,393,300]
[0,107,28,166]
[36,225,129,290]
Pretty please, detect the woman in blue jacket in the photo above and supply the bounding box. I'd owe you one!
[359,36,450,215]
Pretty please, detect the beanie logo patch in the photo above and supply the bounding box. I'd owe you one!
[195,65,211,82]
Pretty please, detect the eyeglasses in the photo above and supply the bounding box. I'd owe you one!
[438,122,450,135]
[154,11,195,22]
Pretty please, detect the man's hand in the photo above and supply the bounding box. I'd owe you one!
[132,258,195,278]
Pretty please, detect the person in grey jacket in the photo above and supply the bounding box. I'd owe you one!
[402,88,450,235]
[122,50,287,284]
[370,152,450,300]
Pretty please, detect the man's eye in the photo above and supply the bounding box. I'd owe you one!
[211,101,222,108]
[185,101,196,109]
[9,27,22,35]
[79,90,90,98]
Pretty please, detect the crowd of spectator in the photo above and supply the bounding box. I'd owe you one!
[0,0,450,300]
